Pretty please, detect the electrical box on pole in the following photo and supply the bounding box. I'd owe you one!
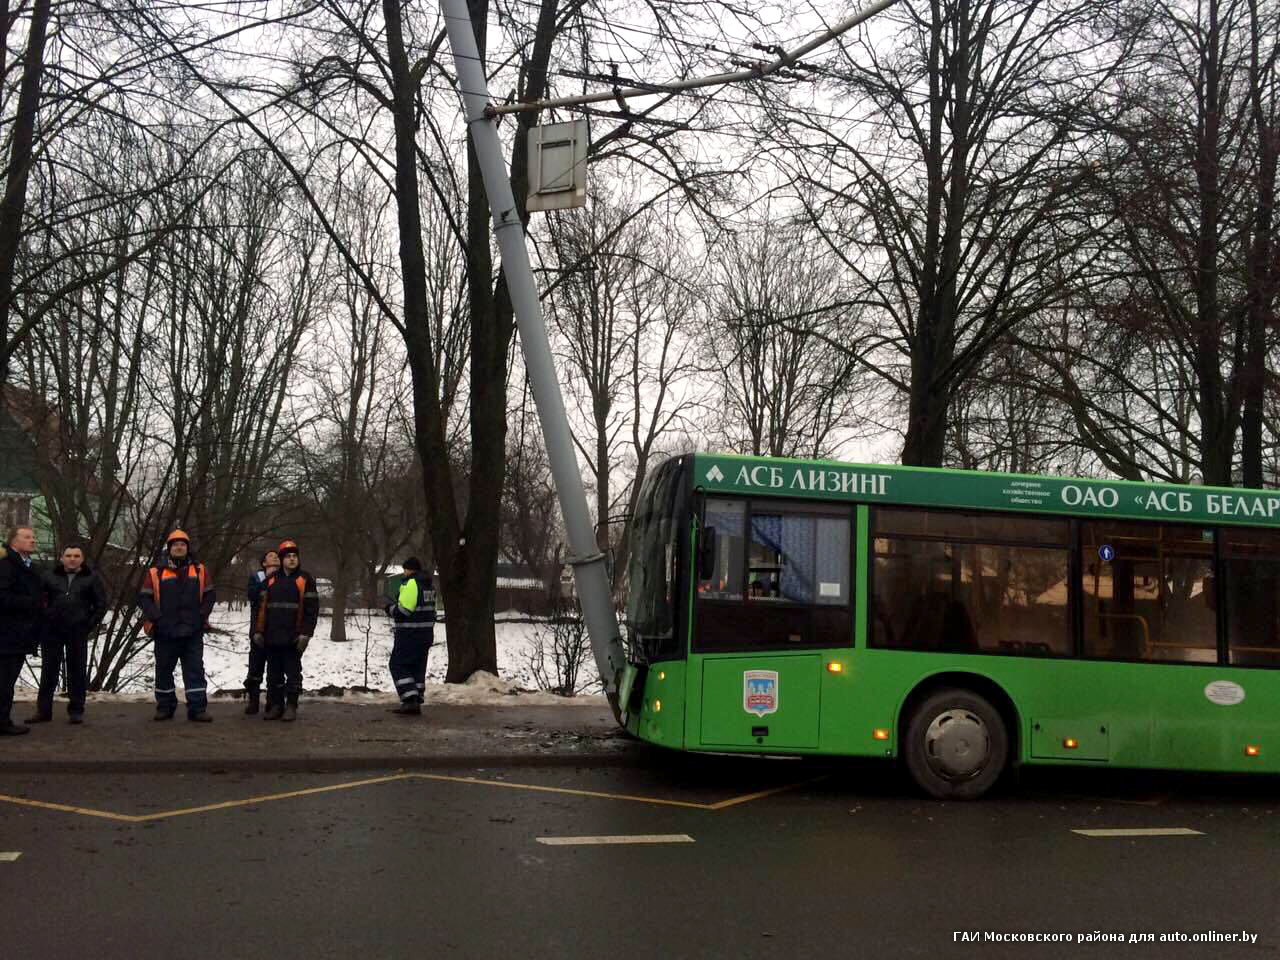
[526,119,588,212]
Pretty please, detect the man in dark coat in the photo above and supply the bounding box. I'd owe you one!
[0,526,45,736]
[243,549,280,715]
[137,529,215,722]
[252,540,318,722]
[27,543,107,724]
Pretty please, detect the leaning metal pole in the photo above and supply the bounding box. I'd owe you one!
[438,0,627,715]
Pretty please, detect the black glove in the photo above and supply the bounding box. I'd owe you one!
[252,632,265,648]
[296,635,310,654]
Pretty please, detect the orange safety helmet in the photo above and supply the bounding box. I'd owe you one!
[277,539,299,556]
[166,529,190,546]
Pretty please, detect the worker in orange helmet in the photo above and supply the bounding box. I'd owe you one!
[251,539,318,721]
[137,529,215,722]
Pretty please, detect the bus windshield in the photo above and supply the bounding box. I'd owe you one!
[623,457,688,662]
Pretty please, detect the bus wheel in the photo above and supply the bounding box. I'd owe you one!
[903,687,1008,800]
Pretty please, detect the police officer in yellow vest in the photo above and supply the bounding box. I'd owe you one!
[386,557,435,716]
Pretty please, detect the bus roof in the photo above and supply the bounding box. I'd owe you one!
[690,452,1280,529]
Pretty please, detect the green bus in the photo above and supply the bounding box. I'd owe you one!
[619,452,1280,798]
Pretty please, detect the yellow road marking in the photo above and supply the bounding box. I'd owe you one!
[536,834,695,845]
[414,773,713,809]
[0,793,140,823]
[1072,827,1202,837]
[0,771,822,822]
[132,773,417,822]
[706,775,829,810]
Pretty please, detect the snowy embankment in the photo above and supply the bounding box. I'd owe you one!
[19,605,605,707]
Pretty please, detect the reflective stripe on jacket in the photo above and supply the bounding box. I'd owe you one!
[138,560,213,639]
[254,569,319,645]
[394,572,436,631]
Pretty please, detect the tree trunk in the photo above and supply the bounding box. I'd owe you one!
[0,0,52,384]
[901,296,954,468]
[382,0,473,677]
[1194,0,1233,488]
[330,569,350,643]
[901,363,951,467]
[595,403,609,553]
[1241,0,1277,489]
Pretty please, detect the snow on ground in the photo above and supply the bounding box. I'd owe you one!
[15,605,606,706]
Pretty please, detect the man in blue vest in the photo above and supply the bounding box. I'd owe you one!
[386,557,435,716]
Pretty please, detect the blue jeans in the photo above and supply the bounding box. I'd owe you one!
[154,634,208,714]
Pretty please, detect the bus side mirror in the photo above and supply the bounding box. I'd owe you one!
[698,526,717,580]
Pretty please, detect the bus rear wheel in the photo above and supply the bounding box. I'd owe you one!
[903,688,1008,800]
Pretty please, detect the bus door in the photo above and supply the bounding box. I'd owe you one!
[691,497,852,751]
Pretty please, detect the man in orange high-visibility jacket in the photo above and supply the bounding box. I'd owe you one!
[252,540,318,722]
[137,530,215,722]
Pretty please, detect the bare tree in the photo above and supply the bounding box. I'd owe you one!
[295,171,428,639]
[704,215,871,460]
[1024,0,1280,486]
[758,0,1122,467]
[544,191,703,580]
[12,130,322,690]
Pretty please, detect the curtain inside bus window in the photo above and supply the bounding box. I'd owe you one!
[815,517,850,605]
[700,499,745,600]
[1080,521,1217,663]
[1221,529,1280,667]
[870,508,1071,657]
[749,513,817,603]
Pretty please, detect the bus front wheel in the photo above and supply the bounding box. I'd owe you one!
[903,688,1008,800]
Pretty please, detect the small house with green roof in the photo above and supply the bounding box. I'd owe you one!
[0,401,53,556]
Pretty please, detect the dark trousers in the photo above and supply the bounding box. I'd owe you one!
[389,628,432,703]
[0,652,24,724]
[154,634,208,715]
[37,629,89,716]
[245,643,266,694]
[265,645,303,706]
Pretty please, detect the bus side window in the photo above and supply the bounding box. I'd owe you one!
[700,499,746,600]
[871,508,1071,657]
[1222,529,1280,667]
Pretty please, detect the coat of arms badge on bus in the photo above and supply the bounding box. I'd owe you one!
[743,670,779,717]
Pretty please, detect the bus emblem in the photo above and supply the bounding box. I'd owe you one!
[743,670,779,716]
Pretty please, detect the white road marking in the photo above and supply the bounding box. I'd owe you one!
[535,834,695,846]
[0,852,21,861]
[1072,828,1203,838]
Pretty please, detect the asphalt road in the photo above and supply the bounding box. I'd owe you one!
[2,758,1277,959]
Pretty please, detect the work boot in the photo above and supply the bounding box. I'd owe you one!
[389,702,422,716]
[244,693,260,716]
[262,703,284,721]
[188,711,213,723]
[1,721,30,735]
[24,711,52,724]
[154,706,175,721]
[281,703,297,722]
[68,714,84,725]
